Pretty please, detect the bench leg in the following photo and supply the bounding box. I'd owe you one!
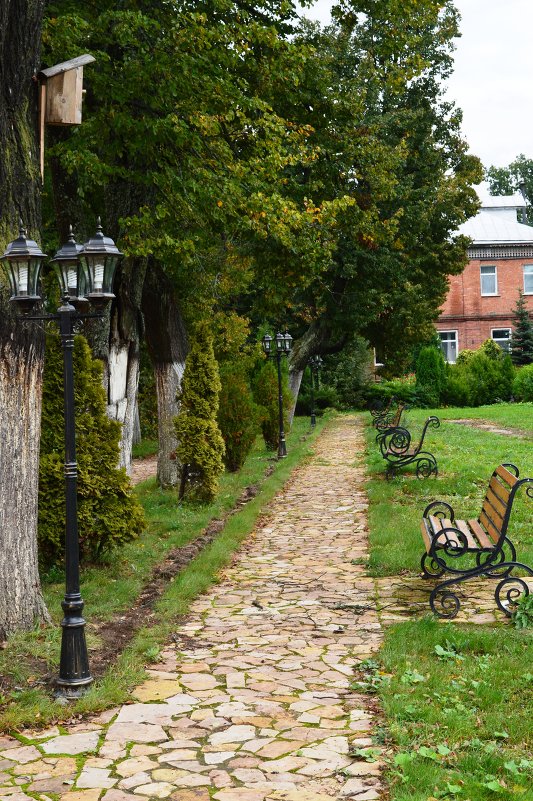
[415,454,437,479]
[421,552,446,578]
[429,561,533,619]
[475,537,517,576]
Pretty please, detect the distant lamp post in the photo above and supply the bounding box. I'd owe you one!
[1,218,122,697]
[262,331,292,458]
[308,354,323,427]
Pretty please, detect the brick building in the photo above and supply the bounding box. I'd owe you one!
[436,191,533,362]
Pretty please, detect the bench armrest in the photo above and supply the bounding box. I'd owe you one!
[422,500,455,521]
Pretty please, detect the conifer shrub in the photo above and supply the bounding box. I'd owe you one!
[253,359,293,450]
[39,334,145,565]
[217,362,260,472]
[510,290,533,366]
[415,346,446,407]
[174,322,225,502]
[513,364,533,401]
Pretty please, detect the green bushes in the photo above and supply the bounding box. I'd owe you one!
[39,334,145,565]
[513,364,533,401]
[175,322,225,502]
[415,346,446,407]
[253,359,292,450]
[443,340,515,406]
[217,362,260,471]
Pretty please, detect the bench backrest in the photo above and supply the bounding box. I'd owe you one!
[479,463,532,549]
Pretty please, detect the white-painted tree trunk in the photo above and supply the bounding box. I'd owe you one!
[107,343,140,475]
[155,360,185,488]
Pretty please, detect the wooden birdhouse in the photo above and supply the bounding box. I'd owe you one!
[37,54,95,177]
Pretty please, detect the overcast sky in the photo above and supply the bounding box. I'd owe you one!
[296,0,533,170]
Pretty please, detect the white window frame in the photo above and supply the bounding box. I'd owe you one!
[439,330,458,364]
[524,264,533,295]
[480,264,498,296]
[491,328,512,352]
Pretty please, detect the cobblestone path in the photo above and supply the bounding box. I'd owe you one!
[0,415,385,801]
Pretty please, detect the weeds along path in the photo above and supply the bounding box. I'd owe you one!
[0,415,385,801]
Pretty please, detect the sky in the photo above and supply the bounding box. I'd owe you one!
[296,0,533,170]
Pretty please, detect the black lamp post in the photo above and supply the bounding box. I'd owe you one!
[1,219,122,697]
[308,354,323,427]
[262,331,292,458]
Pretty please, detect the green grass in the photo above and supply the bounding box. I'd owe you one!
[131,438,158,459]
[364,403,533,800]
[365,404,533,577]
[369,619,533,800]
[0,414,327,731]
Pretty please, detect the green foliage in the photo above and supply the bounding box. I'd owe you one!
[512,593,533,629]
[39,334,145,564]
[174,322,225,502]
[137,341,158,440]
[217,362,260,472]
[318,337,374,410]
[513,364,533,401]
[415,346,446,407]
[510,290,533,366]
[253,359,293,450]
[441,341,516,407]
[364,376,417,409]
[486,153,533,224]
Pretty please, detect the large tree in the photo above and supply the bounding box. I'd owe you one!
[486,154,533,223]
[0,0,50,636]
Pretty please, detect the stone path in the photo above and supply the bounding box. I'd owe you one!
[0,416,385,801]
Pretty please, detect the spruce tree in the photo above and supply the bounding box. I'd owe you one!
[510,290,533,366]
[175,323,225,502]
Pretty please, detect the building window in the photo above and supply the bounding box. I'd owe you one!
[439,331,458,363]
[491,328,512,352]
[480,265,497,295]
[524,264,533,294]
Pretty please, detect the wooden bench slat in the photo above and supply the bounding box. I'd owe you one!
[478,510,501,545]
[420,520,432,554]
[456,519,493,549]
[495,465,519,486]
[454,519,481,550]
[483,487,507,521]
[488,476,511,506]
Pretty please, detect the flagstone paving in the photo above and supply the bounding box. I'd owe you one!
[0,416,386,801]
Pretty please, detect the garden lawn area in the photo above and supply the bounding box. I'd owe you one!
[364,403,533,577]
[0,414,325,732]
[363,403,533,800]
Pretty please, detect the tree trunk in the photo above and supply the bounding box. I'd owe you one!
[142,262,188,488]
[0,0,51,636]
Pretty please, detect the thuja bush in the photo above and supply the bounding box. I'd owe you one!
[513,364,533,401]
[442,340,516,406]
[217,362,260,472]
[175,322,225,502]
[253,359,292,450]
[39,334,145,565]
[415,346,446,407]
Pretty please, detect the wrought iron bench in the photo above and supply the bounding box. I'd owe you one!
[378,416,439,479]
[420,463,533,618]
[374,400,408,434]
[370,395,394,420]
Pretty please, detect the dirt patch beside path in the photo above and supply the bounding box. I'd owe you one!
[448,418,531,437]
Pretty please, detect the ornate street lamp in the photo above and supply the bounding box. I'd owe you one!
[308,354,323,427]
[1,218,122,697]
[262,330,292,458]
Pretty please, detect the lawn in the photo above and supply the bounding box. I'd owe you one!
[363,403,533,800]
[365,404,533,577]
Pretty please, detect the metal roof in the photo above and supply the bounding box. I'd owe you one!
[457,192,533,245]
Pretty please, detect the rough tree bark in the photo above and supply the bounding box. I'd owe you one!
[0,0,51,637]
[142,262,188,488]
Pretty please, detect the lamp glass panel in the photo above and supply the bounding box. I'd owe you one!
[275,333,284,351]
